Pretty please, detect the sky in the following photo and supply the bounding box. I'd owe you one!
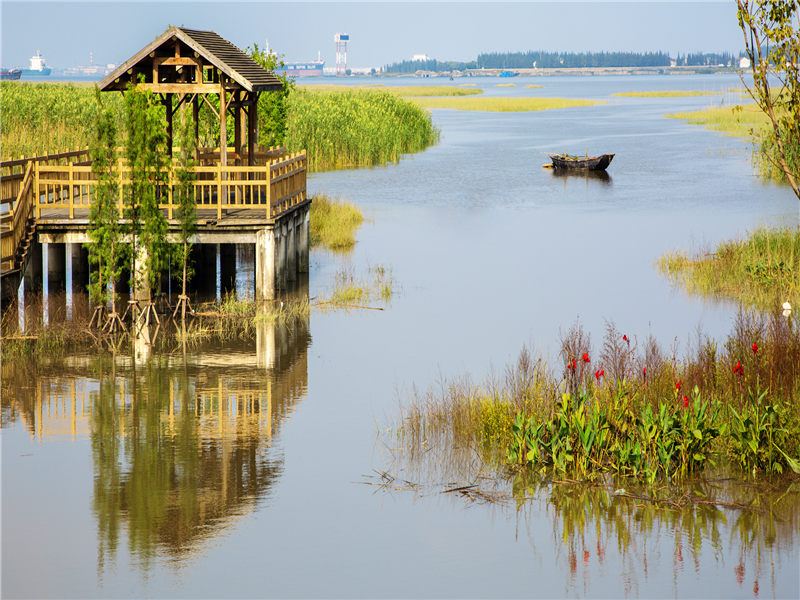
[1,1,744,69]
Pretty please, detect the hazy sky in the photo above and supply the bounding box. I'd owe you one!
[1,1,744,69]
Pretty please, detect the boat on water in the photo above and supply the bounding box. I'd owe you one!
[0,68,22,80]
[549,153,615,171]
[499,70,518,78]
[21,50,51,77]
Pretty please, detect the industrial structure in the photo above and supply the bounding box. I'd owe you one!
[334,33,349,76]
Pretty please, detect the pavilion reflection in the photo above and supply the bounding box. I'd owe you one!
[0,314,311,570]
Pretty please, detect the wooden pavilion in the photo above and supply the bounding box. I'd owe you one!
[99,26,283,165]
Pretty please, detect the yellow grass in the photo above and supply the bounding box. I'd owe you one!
[309,195,364,252]
[667,103,769,138]
[297,84,482,97]
[525,84,543,89]
[412,96,603,112]
[496,83,516,87]
[613,90,722,98]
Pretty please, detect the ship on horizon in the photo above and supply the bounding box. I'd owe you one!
[21,50,51,77]
[277,51,325,77]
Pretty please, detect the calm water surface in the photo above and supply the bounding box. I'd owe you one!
[3,75,799,598]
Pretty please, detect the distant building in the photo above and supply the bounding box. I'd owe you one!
[739,56,751,69]
[411,53,430,62]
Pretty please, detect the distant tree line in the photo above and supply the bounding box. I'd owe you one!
[384,50,749,73]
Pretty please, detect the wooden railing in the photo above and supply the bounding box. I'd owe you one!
[34,151,307,220]
[1,148,307,273]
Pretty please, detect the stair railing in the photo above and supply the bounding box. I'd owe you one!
[1,161,35,272]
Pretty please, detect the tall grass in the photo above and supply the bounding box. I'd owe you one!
[659,228,800,311]
[1,82,439,172]
[412,96,603,112]
[310,194,364,252]
[285,88,439,171]
[614,90,722,98]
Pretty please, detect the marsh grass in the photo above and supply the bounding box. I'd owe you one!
[299,84,482,97]
[323,265,395,308]
[412,96,603,112]
[525,84,543,89]
[667,103,768,138]
[399,313,800,483]
[614,90,722,98]
[496,83,516,87]
[310,195,365,252]
[659,228,800,311]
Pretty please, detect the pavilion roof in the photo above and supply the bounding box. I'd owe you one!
[99,26,282,92]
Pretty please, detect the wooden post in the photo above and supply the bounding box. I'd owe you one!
[219,78,227,214]
[233,91,242,163]
[247,92,258,166]
[68,163,74,218]
[192,94,199,154]
[165,93,174,158]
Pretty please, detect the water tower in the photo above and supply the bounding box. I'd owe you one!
[334,33,349,76]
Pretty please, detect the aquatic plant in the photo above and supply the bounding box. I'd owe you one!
[659,227,800,311]
[412,96,603,112]
[309,195,365,252]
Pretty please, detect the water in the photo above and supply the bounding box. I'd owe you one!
[3,75,799,598]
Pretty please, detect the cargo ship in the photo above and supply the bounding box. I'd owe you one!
[277,53,325,77]
[21,50,51,77]
[0,68,22,80]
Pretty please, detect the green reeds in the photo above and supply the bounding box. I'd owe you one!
[285,88,439,171]
[321,265,394,308]
[659,228,800,311]
[310,195,365,252]
[614,90,722,98]
[412,96,603,112]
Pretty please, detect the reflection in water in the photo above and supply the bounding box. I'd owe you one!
[1,315,311,572]
[551,168,613,185]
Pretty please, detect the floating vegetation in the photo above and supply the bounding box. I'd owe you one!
[299,84,482,97]
[659,227,800,311]
[310,195,365,252]
[398,314,800,484]
[525,84,543,89]
[614,90,722,98]
[496,83,516,87]
[320,265,395,309]
[412,96,603,112]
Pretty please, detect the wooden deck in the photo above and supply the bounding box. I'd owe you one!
[1,148,307,273]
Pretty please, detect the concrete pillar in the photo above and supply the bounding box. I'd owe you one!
[255,228,276,302]
[69,243,89,294]
[46,243,66,293]
[298,206,310,274]
[132,241,150,302]
[220,243,237,295]
[276,224,287,291]
[286,217,297,283]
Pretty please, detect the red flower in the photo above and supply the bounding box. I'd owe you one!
[622,334,630,346]
[675,379,682,391]
[642,367,647,378]
[682,395,689,409]
[733,360,744,376]
[752,342,759,354]
[582,352,590,363]
[567,358,577,371]
[594,368,605,381]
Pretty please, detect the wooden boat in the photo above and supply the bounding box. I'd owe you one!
[549,153,614,171]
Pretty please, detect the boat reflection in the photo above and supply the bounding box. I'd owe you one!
[551,168,612,185]
[0,313,311,569]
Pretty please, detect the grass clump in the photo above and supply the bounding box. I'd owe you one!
[659,228,800,311]
[399,315,800,484]
[285,88,439,171]
[525,84,543,89]
[412,96,603,112]
[323,265,395,308]
[496,83,516,87]
[310,195,365,252]
[614,90,722,98]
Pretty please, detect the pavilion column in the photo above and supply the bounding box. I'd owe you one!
[233,91,242,164]
[219,79,227,167]
[247,92,258,166]
[192,94,200,152]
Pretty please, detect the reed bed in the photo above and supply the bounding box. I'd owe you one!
[525,84,543,89]
[667,103,768,138]
[400,313,800,483]
[298,84,482,97]
[614,90,722,98]
[320,265,394,308]
[285,88,439,171]
[496,83,517,87]
[310,194,365,252]
[1,82,439,172]
[660,228,800,311]
[412,96,603,112]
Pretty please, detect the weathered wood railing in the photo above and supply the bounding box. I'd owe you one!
[1,149,307,273]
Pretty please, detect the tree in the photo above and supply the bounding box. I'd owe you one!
[249,43,295,147]
[172,105,197,323]
[87,90,126,333]
[737,0,800,199]
[124,83,170,326]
